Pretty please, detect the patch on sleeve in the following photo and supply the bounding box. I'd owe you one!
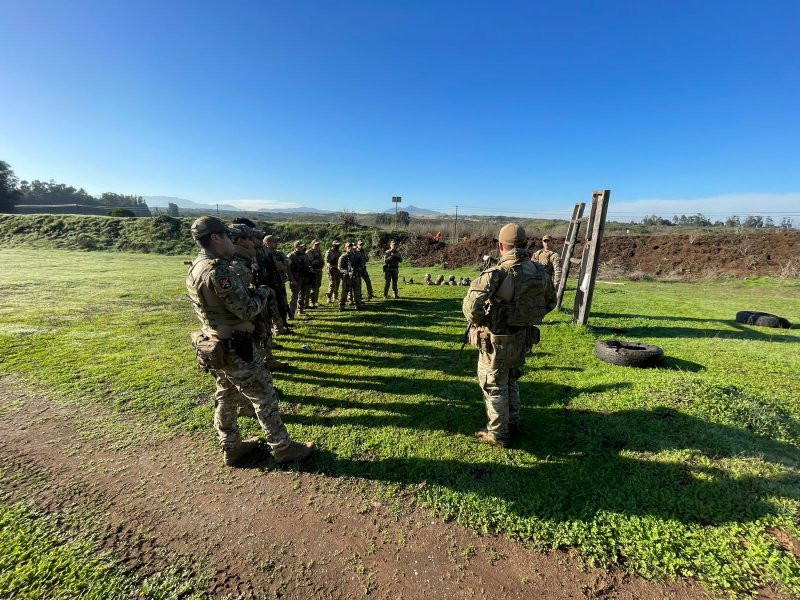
[217,276,231,290]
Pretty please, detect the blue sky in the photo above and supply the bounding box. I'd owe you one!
[1,0,798,219]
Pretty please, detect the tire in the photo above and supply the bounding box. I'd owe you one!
[595,340,664,368]
[735,311,791,329]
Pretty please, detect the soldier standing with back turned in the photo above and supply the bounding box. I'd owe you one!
[338,242,363,311]
[185,216,314,466]
[355,240,374,300]
[462,223,556,448]
[383,239,402,298]
[531,235,562,289]
[307,240,324,308]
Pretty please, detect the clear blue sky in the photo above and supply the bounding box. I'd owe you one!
[1,0,798,219]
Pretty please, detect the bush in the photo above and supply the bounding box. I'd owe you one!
[109,208,136,218]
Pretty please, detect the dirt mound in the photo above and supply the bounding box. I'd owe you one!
[406,231,800,279]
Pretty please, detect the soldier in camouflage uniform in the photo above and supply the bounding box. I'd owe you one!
[262,235,292,330]
[307,240,325,308]
[185,216,314,466]
[462,223,556,448]
[355,240,374,300]
[383,240,402,298]
[325,241,342,303]
[531,235,562,288]
[287,241,313,317]
[338,242,363,310]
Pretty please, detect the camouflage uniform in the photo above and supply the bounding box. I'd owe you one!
[186,249,290,451]
[383,247,403,298]
[338,249,363,309]
[287,247,312,316]
[462,239,556,446]
[355,244,374,299]
[325,245,342,302]
[307,244,325,307]
[532,248,562,288]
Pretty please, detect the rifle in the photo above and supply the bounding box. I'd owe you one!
[456,321,472,363]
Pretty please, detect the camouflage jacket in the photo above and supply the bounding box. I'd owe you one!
[384,249,402,270]
[532,249,562,284]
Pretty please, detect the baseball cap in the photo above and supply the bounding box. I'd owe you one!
[264,234,280,243]
[498,223,526,248]
[332,240,341,246]
[311,239,320,246]
[191,216,237,240]
[542,235,552,242]
[293,240,303,248]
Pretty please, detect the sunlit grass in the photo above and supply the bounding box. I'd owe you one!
[1,247,799,596]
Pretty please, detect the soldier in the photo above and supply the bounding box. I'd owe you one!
[462,223,556,448]
[383,239,402,298]
[338,242,363,311]
[531,235,562,288]
[307,239,325,308]
[287,241,312,317]
[325,240,342,303]
[448,275,457,286]
[436,274,445,285]
[185,216,314,466]
[229,226,289,375]
[262,235,292,329]
[424,273,433,285]
[355,240,374,300]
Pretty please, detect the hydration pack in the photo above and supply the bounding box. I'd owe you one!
[497,261,553,326]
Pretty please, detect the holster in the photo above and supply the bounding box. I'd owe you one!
[231,330,254,362]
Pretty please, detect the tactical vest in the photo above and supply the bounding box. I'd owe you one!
[492,259,552,328]
[326,248,341,267]
[186,254,250,337]
[384,250,401,269]
[308,249,324,270]
[534,249,555,266]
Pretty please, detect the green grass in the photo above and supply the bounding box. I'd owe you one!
[0,498,208,599]
[1,247,799,596]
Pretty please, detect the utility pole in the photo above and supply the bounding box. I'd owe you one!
[392,196,402,228]
[453,205,459,242]
[216,203,219,217]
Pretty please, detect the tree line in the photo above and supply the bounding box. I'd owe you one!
[0,161,147,213]
[640,213,794,229]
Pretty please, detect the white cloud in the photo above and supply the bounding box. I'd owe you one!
[610,193,800,219]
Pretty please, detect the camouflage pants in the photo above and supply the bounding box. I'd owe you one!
[290,282,310,315]
[311,270,323,305]
[340,274,362,308]
[327,268,341,301]
[383,268,399,297]
[210,347,290,450]
[477,356,521,443]
[361,269,373,297]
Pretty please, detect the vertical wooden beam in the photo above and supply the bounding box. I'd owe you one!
[555,202,585,310]
[573,190,610,325]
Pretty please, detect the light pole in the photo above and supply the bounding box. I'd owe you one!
[392,196,402,228]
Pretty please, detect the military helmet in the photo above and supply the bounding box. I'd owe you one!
[191,216,236,241]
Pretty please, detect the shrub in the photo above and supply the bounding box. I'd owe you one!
[109,208,136,218]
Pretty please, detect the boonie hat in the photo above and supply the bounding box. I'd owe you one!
[191,216,237,240]
[498,223,526,248]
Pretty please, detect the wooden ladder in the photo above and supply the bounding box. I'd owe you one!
[571,190,611,325]
[555,202,586,310]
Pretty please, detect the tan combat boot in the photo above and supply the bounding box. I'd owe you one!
[273,441,316,464]
[223,439,261,467]
[474,429,508,448]
[265,357,290,371]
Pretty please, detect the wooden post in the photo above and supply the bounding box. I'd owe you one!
[573,190,610,325]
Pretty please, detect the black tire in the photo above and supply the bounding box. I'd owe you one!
[735,311,791,329]
[595,340,664,368]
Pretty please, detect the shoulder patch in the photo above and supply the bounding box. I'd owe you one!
[217,276,232,290]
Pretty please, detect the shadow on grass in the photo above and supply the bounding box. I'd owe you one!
[271,293,800,528]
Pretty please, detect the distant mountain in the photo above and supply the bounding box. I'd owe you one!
[257,206,334,214]
[383,205,443,216]
[144,196,240,211]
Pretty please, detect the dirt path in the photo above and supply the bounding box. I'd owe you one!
[0,383,706,599]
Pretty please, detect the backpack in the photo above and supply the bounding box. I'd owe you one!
[498,261,554,326]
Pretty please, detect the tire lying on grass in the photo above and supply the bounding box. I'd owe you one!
[595,340,664,368]
[735,311,791,329]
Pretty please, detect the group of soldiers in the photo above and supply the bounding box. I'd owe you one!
[186,215,558,466]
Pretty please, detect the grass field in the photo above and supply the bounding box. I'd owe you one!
[1,247,799,597]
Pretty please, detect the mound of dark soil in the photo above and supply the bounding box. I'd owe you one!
[406,231,800,279]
